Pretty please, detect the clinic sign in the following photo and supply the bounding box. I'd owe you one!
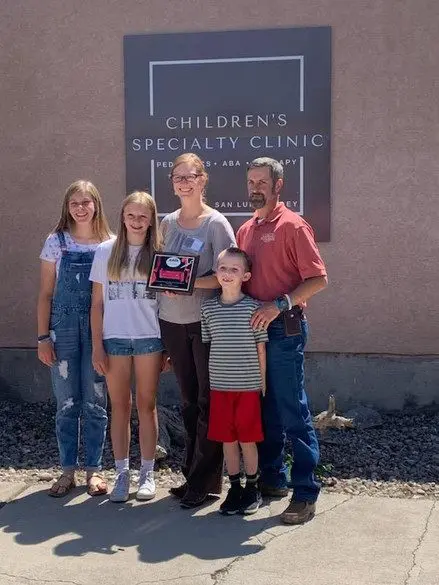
[124,27,331,240]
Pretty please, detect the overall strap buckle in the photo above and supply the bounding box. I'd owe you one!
[57,231,67,253]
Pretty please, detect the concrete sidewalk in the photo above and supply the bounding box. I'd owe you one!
[0,482,437,585]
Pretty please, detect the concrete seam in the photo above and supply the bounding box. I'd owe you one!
[210,496,355,585]
[210,556,245,583]
[403,500,436,585]
[0,574,80,585]
[133,574,212,585]
[252,534,265,547]
[0,484,31,511]
[132,558,246,585]
[262,495,353,544]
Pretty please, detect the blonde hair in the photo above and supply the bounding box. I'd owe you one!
[52,180,111,241]
[171,153,209,200]
[107,191,162,280]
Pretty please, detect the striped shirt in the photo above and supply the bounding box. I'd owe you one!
[201,295,268,391]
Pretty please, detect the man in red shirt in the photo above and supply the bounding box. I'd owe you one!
[236,157,328,525]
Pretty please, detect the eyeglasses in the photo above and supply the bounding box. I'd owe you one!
[170,173,200,184]
[69,200,94,209]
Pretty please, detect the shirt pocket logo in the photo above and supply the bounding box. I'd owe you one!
[261,232,275,243]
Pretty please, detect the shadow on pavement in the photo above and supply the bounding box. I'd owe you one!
[0,487,280,563]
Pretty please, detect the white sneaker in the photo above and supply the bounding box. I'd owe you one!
[110,470,130,503]
[137,469,156,501]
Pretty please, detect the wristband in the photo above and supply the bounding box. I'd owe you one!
[283,294,293,311]
[275,296,289,313]
[37,334,51,343]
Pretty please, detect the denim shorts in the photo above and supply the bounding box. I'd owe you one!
[103,337,163,356]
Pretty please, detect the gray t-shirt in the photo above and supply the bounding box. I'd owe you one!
[158,209,236,324]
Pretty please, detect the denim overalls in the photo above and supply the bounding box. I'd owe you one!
[50,232,107,471]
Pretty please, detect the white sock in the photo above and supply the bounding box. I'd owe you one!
[115,458,129,474]
[141,458,154,473]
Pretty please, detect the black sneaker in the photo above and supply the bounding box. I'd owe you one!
[180,489,208,509]
[239,485,262,515]
[169,483,188,499]
[219,485,243,515]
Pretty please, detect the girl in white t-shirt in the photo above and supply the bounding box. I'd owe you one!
[90,191,163,503]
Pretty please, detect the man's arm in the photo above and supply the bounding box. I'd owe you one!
[195,274,220,289]
[251,275,328,330]
[251,220,328,330]
[287,275,328,307]
[257,342,267,396]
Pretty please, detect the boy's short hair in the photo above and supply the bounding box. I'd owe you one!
[219,246,252,272]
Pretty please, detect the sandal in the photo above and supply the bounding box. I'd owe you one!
[48,473,76,498]
[86,473,108,496]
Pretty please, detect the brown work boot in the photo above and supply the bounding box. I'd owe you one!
[280,500,316,524]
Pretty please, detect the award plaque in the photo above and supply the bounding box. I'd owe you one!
[147,253,199,295]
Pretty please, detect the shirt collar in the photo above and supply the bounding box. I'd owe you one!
[252,201,285,225]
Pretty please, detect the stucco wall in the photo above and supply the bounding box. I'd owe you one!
[0,0,438,356]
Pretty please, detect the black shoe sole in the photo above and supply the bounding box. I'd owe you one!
[239,507,260,515]
[179,493,220,508]
[239,496,263,515]
[180,496,208,509]
[219,508,240,515]
[281,511,315,525]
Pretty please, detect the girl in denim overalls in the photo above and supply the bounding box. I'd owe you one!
[37,180,112,497]
[90,191,164,503]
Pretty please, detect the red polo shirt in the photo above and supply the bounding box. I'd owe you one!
[236,202,327,302]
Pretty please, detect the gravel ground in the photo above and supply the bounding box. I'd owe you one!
[0,400,438,499]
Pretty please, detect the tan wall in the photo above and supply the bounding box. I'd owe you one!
[1,0,438,354]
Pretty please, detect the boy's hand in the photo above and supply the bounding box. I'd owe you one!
[92,346,109,376]
[251,302,280,331]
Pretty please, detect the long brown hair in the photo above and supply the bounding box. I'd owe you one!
[171,153,209,200]
[107,191,162,280]
[53,180,111,241]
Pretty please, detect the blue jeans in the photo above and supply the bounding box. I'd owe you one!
[259,317,320,502]
[50,310,107,471]
[103,337,163,356]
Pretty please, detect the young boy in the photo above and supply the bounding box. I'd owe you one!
[201,246,268,515]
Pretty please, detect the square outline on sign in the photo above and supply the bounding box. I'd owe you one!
[148,56,305,218]
[149,55,304,116]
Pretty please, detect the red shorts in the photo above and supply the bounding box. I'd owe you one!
[208,390,264,443]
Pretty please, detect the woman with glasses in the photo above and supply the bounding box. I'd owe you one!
[159,153,235,508]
